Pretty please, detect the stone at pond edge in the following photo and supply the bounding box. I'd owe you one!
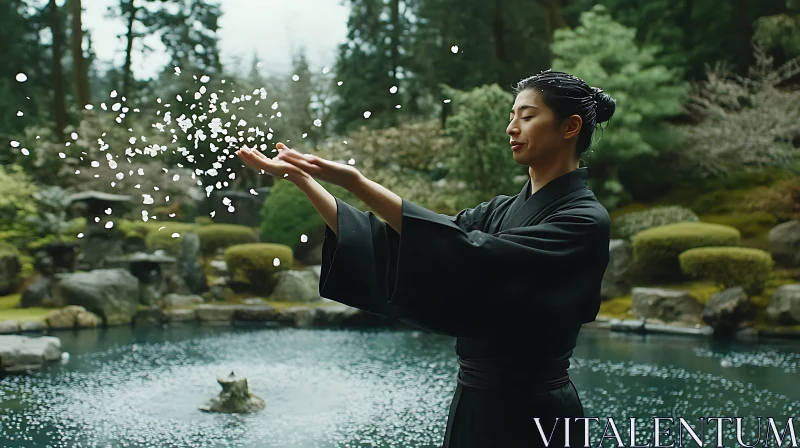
[765,284,800,325]
[0,335,62,374]
[20,275,52,308]
[702,286,755,336]
[47,306,102,329]
[51,269,139,326]
[270,270,323,303]
[0,321,21,334]
[769,220,800,267]
[199,371,265,413]
[631,287,703,325]
[600,239,633,300]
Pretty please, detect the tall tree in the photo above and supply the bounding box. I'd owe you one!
[331,0,414,133]
[68,0,91,107]
[48,0,67,141]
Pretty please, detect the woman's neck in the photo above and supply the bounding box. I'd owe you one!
[528,159,580,195]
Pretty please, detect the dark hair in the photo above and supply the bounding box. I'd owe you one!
[513,70,616,155]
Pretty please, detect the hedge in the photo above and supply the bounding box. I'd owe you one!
[194,224,258,256]
[633,222,741,280]
[613,206,699,241]
[679,247,773,296]
[224,243,293,295]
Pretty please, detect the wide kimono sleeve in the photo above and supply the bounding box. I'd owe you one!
[385,198,611,337]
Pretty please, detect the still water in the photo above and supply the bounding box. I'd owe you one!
[1,325,799,447]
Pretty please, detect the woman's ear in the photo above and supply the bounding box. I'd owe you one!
[563,115,582,140]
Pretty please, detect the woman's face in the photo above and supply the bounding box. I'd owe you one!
[506,88,571,166]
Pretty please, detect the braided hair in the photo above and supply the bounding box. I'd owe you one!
[513,70,616,155]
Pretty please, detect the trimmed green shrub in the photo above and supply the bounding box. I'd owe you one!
[679,247,773,295]
[142,222,197,255]
[194,224,258,256]
[633,222,741,280]
[613,206,699,241]
[194,216,214,226]
[699,212,778,238]
[224,243,293,295]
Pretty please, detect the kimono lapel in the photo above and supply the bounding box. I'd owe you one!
[498,168,590,231]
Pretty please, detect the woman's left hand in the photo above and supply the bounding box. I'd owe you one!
[274,142,363,189]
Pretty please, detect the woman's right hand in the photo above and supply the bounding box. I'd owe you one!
[235,145,311,185]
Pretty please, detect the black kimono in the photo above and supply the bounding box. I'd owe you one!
[318,168,611,447]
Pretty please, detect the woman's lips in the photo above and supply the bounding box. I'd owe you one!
[511,144,524,151]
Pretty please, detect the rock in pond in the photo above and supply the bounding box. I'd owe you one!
[199,371,265,413]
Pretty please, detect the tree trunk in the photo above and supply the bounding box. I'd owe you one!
[49,0,67,141]
[735,0,753,70]
[122,0,137,99]
[492,0,507,64]
[69,0,91,107]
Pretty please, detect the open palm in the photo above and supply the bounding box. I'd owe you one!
[274,143,362,189]
[235,145,310,184]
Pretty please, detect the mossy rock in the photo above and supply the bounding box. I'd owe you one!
[195,224,258,256]
[143,222,197,255]
[679,247,773,296]
[633,222,741,281]
[224,243,293,296]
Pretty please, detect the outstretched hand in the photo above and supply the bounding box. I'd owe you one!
[274,143,363,190]
[235,144,311,185]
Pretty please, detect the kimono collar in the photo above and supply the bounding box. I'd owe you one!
[501,168,589,230]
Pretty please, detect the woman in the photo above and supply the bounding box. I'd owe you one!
[236,70,615,447]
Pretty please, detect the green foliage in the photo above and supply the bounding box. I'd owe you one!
[613,206,699,241]
[754,0,800,57]
[260,181,327,252]
[24,185,72,241]
[551,5,687,207]
[314,121,463,214]
[679,247,774,295]
[0,241,19,258]
[633,222,741,280]
[744,177,800,221]
[699,213,778,239]
[442,84,527,202]
[142,222,197,255]
[224,243,293,295]
[0,165,39,248]
[194,216,214,226]
[194,224,258,256]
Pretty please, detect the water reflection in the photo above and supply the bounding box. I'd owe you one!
[1,326,798,447]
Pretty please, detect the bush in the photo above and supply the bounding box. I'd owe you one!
[613,206,699,241]
[224,243,293,295]
[745,177,800,222]
[699,212,778,238]
[194,224,258,256]
[142,222,197,255]
[260,181,328,258]
[0,165,39,248]
[194,216,214,226]
[679,247,773,295]
[633,222,741,280]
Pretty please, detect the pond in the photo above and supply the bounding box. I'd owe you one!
[1,325,799,447]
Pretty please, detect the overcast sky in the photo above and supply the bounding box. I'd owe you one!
[81,0,351,78]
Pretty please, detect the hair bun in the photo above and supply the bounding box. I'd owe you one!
[592,87,616,123]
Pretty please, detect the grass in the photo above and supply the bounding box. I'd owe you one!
[0,293,49,323]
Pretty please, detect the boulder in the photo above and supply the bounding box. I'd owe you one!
[278,306,318,328]
[0,320,20,334]
[195,304,238,323]
[270,270,323,303]
[600,240,633,300]
[233,305,279,322]
[163,309,197,322]
[160,293,204,309]
[0,250,21,295]
[20,275,52,308]
[769,221,800,267]
[199,371,265,413]
[46,306,102,329]
[51,269,139,326]
[180,233,208,295]
[0,335,61,374]
[20,321,47,333]
[209,259,229,277]
[702,287,755,336]
[765,284,800,325]
[133,305,163,326]
[631,287,703,325]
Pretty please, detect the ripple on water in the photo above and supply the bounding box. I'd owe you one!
[1,329,799,447]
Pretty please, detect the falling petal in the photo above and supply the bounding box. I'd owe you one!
[363,111,372,119]
[451,45,459,53]
[10,141,19,148]
[15,73,28,82]
[390,86,398,94]
[200,75,210,83]
[292,74,300,81]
